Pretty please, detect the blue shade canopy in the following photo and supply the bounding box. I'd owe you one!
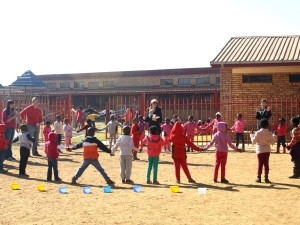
[10,70,46,87]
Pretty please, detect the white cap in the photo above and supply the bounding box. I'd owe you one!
[215,112,222,117]
[150,99,158,104]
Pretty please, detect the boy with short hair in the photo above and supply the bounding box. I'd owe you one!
[12,124,38,178]
[70,127,115,185]
[111,126,139,184]
[99,115,123,149]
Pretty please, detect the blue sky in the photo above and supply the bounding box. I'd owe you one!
[0,0,299,86]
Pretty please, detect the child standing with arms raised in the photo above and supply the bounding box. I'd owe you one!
[201,122,242,183]
[250,118,277,183]
[111,126,139,184]
[231,113,245,151]
[70,127,115,185]
[143,126,165,184]
[169,121,201,183]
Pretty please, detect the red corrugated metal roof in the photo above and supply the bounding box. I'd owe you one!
[211,36,300,67]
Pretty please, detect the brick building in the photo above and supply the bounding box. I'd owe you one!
[37,67,220,121]
[211,35,300,131]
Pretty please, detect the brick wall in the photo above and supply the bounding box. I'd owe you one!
[220,67,300,134]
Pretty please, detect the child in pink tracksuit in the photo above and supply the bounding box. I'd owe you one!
[161,118,173,151]
[143,125,165,184]
[201,122,242,183]
[231,113,245,151]
[183,115,199,152]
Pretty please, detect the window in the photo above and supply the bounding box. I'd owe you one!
[103,81,114,87]
[289,74,300,82]
[88,81,99,89]
[47,83,56,89]
[160,79,173,86]
[242,75,272,83]
[196,77,210,85]
[74,82,85,88]
[178,78,192,85]
[60,82,70,88]
[216,77,220,84]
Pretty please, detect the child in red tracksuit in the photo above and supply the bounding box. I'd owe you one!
[131,118,140,160]
[275,118,288,153]
[45,132,61,181]
[169,121,201,183]
[143,125,165,184]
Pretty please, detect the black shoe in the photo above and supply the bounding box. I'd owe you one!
[19,173,30,178]
[188,178,196,183]
[33,153,42,156]
[221,179,229,183]
[122,179,126,184]
[0,169,8,174]
[55,178,62,182]
[213,179,218,183]
[264,176,271,183]
[106,178,115,184]
[71,177,77,184]
[125,179,134,184]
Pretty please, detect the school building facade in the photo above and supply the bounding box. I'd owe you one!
[37,67,221,122]
[211,35,300,131]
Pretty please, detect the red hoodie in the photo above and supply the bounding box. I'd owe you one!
[143,134,165,157]
[45,132,59,159]
[169,122,200,158]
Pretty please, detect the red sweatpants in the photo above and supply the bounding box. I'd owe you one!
[173,158,192,181]
[214,152,228,180]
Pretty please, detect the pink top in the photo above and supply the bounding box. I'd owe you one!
[143,134,165,157]
[161,123,173,136]
[231,119,245,133]
[204,122,238,152]
[183,121,199,136]
[2,109,16,128]
[205,118,222,134]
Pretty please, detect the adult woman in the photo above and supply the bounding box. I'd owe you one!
[145,99,163,134]
[2,100,17,160]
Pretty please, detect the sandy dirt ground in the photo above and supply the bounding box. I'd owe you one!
[0,142,299,225]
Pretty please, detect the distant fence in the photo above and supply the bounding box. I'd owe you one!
[0,92,71,141]
[107,95,299,145]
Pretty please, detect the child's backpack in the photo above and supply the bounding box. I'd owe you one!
[0,124,8,150]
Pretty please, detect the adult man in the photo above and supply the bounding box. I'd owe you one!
[20,97,42,156]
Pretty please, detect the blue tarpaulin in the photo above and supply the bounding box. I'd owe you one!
[10,70,46,87]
